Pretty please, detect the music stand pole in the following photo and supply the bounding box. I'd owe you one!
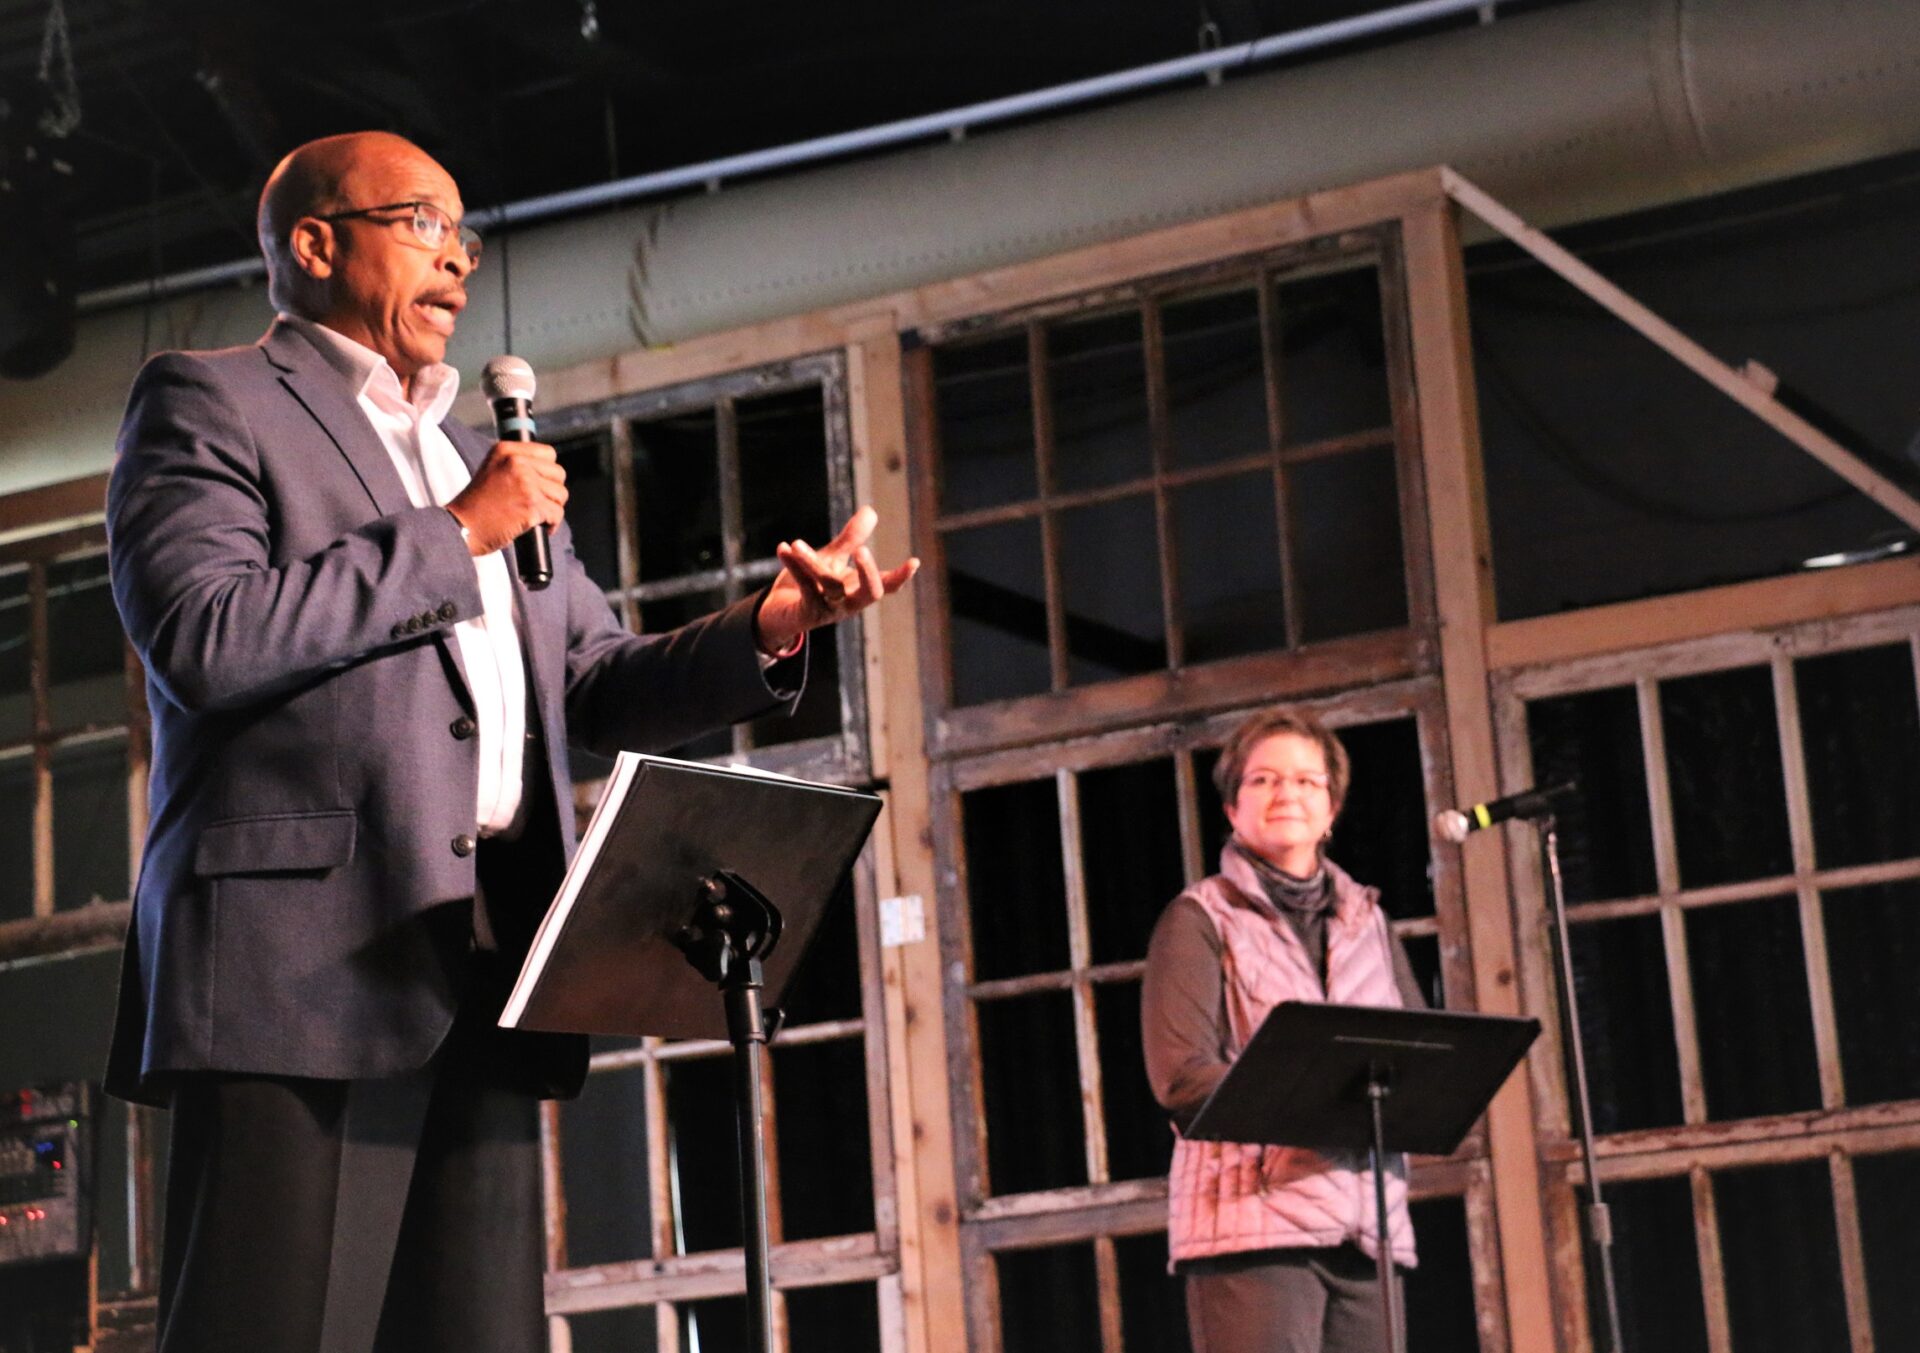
[1366,1069,1404,1353]
[1538,816,1626,1353]
[676,872,784,1353]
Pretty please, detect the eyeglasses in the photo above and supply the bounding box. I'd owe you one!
[317,200,482,268]
[1239,770,1331,797]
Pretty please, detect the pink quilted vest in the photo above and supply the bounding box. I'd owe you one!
[1165,845,1417,1268]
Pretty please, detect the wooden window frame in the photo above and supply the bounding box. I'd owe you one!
[902,226,1439,763]
[1493,606,1920,1353]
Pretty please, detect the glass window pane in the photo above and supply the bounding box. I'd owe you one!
[1047,309,1149,493]
[0,566,27,744]
[679,1294,745,1351]
[53,737,127,910]
[1164,287,1268,472]
[1193,746,1229,877]
[565,1307,655,1353]
[47,554,123,733]
[1687,896,1821,1120]
[558,1065,656,1266]
[1329,717,1432,921]
[1854,1149,1920,1350]
[639,589,733,760]
[785,1282,880,1353]
[1795,643,1920,869]
[1060,495,1165,686]
[979,992,1086,1194]
[773,1036,873,1240]
[1288,446,1407,643]
[1714,1160,1849,1353]
[1823,879,1920,1105]
[1095,981,1168,1182]
[1569,914,1684,1132]
[963,778,1068,981]
[1274,264,1391,445]
[737,385,831,561]
[1609,1174,1709,1353]
[774,873,861,1027]
[1403,1195,1479,1353]
[1081,758,1184,966]
[934,331,1036,515]
[1115,1231,1189,1353]
[0,752,31,923]
[994,1242,1100,1353]
[1660,665,1793,888]
[1401,932,1443,1009]
[554,433,617,592]
[1525,686,1659,904]
[631,408,722,581]
[1172,472,1287,664]
[946,518,1050,707]
[664,1054,742,1253]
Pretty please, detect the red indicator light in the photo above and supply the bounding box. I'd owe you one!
[50,1161,61,1170]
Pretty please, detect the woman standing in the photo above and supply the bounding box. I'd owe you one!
[1143,707,1427,1353]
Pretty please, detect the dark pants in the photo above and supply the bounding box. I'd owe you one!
[1185,1245,1397,1353]
[158,828,560,1353]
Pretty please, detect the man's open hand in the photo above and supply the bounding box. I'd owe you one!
[755,506,919,655]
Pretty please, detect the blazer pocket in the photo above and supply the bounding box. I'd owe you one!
[193,811,358,877]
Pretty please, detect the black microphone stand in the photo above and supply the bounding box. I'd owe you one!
[673,871,785,1353]
[1535,813,1627,1353]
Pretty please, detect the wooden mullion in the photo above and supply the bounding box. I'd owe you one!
[929,432,1393,533]
[607,417,642,632]
[646,1048,678,1259]
[1093,1234,1124,1353]
[540,1100,569,1273]
[1773,657,1845,1111]
[1029,324,1070,693]
[1057,770,1109,1187]
[1691,1166,1735,1353]
[1174,750,1205,885]
[29,561,52,918]
[1829,1151,1876,1353]
[760,1048,786,1247]
[1462,1160,1514,1353]
[1638,676,1708,1127]
[1259,273,1304,650]
[715,396,749,758]
[1143,300,1183,672]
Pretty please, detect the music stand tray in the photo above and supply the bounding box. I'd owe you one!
[1186,1002,1539,1353]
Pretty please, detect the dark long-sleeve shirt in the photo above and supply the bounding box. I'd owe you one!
[1141,893,1428,1131]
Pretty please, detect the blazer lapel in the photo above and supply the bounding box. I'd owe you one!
[260,320,414,520]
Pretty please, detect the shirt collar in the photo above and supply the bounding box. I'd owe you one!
[278,314,461,424]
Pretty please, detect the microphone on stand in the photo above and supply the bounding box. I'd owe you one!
[1433,781,1578,843]
[482,354,552,590]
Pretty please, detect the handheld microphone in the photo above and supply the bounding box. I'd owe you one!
[482,355,552,590]
[1434,782,1578,843]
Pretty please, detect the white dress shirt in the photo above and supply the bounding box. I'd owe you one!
[283,316,528,835]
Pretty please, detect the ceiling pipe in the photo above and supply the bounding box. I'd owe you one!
[76,0,1506,313]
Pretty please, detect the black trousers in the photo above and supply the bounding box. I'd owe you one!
[157,829,561,1353]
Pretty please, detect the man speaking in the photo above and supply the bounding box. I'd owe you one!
[103,130,916,1352]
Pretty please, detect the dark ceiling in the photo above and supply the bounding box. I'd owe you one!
[0,0,1583,300]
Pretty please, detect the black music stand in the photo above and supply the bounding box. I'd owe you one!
[1187,1003,1539,1353]
[501,753,883,1353]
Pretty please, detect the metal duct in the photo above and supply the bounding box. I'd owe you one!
[6,0,1920,497]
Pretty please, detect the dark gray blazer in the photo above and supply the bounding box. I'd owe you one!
[104,319,798,1104]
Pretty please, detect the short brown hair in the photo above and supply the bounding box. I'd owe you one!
[1212,707,1351,810]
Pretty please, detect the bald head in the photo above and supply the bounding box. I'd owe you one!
[257,132,446,314]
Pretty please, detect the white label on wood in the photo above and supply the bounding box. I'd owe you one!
[879,894,926,948]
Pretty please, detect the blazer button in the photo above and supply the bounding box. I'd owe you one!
[403,616,421,635]
[390,623,406,639]
[419,610,436,628]
[437,602,458,622]
[452,834,476,858]
[450,716,477,740]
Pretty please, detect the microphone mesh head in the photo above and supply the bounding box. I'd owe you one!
[1434,809,1472,844]
[482,355,536,402]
